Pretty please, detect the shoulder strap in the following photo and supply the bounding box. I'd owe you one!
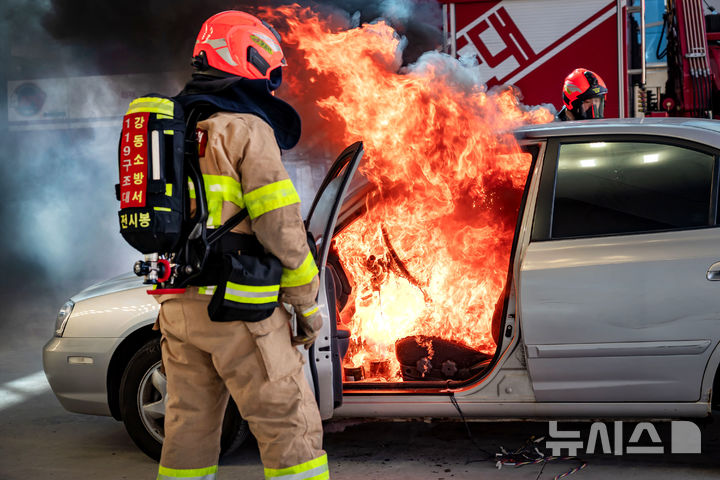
[207,208,249,246]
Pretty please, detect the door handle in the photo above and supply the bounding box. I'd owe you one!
[707,262,720,281]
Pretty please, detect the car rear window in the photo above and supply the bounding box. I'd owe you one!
[552,141,715,238]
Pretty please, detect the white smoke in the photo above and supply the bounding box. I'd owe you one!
[405,50,487,92]
[0,0,444,317]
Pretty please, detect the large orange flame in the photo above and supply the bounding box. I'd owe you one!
[264,5,553,381]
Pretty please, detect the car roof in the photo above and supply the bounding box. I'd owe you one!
[514,117,720,149]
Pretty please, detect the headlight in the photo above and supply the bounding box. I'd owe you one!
[55,300,75,337]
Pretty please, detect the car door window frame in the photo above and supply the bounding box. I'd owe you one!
[531,135,720,242]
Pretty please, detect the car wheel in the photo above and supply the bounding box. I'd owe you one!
[119,338,250,461]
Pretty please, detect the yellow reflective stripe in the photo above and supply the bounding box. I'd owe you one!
[203,175,244,206]
[264,454,328,479]
[306,471,330,480]
[244,179,300,219]
[226,282,279,293]
[198,286,216,296]
[127,97,174,116]
[166,184,173,196]
[164,129,174,135]
[270,470,328,480]
[157,464,217,479]
[225,282,279,304]
[281,252,318,288]
[301,306,319,317]
[224,293,278,304]
[185,176,244,227]
[225,292,278,304]
[154,207,171,212]
[203,175,244,228]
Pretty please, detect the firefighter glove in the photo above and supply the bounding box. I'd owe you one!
[292,303,323,350]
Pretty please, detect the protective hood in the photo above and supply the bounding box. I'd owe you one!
[175,75,301,150]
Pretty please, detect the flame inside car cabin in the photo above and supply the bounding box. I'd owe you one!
[267,6,553,382]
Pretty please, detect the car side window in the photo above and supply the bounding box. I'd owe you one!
[551,141,715,239]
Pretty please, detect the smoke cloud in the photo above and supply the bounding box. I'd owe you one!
[38,0,442,77]
[0,0,443,339]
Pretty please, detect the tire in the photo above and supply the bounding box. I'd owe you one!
[118,338,251,461]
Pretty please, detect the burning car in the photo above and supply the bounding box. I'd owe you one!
[44,118,720,459]
[41,3,720,459]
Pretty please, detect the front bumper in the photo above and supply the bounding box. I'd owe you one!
[42,336,120,416]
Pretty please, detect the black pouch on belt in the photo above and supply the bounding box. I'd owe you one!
[207,251,283,322]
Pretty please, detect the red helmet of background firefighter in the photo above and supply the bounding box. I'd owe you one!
[153,10,328,480]
[557,68,608,121]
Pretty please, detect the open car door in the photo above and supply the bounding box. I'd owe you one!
[304,142,365,419]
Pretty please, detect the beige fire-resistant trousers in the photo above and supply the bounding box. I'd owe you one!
[157,294,327,479]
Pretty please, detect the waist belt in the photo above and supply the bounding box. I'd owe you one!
[210,231,264,256]
[189,231,265,286]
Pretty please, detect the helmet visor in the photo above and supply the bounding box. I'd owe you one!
[572,96,605,120]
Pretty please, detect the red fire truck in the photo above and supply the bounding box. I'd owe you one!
[439,0,720,119]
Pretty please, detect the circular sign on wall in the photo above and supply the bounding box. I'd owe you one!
[10,82,47,117]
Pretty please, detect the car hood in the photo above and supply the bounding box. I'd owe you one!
[72,273,144,303]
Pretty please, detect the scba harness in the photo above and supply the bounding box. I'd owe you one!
[116,94,294,322]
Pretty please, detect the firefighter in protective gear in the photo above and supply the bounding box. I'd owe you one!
[154,11,328,480]
[556,68,608,121]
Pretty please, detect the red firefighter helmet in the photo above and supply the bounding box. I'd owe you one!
[562,68,608,119]
[192,11,286,82]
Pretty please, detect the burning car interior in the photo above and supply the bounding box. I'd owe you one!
[326,214,506,388]
[313,142,531,389]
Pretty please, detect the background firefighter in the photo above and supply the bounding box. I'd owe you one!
[556,68,608,121]
[153,11,328,480]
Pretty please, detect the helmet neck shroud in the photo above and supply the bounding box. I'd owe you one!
[176,75,301,150]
